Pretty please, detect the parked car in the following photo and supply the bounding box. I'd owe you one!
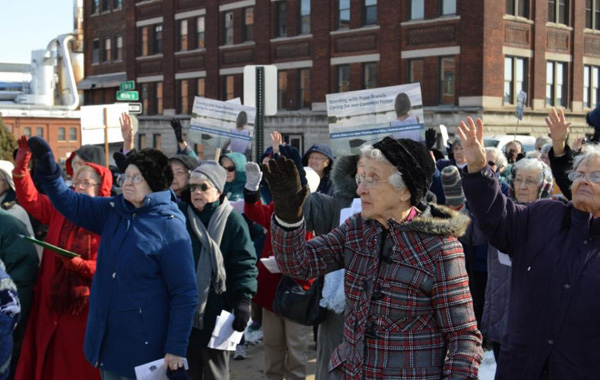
[483,135,537,154]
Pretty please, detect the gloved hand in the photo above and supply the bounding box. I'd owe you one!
[170,118,184,143]
[261,156,308,224]
[60,256,84,272]
[232,298,251,332]
[27,136,59,175]
[167,368,191,380]
[279,145,307,187]
[14,136,31,176]
[244,162,263,192]
[425,128,437,150]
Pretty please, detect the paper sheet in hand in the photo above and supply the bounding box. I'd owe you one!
[134,358,189,380]
[260,256,281,274]
[17,234,80,258]
[208,310,244,351]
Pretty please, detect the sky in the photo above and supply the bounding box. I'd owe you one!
[0,0,75,64]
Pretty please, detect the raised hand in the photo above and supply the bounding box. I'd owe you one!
[119,112,133,142]
[261,156,308,224]
[456,117,486,173]
[270,130,283,153]
[244,162,263,192]
[170,118,184,143]
[425,128,437,150]
[14,136,31,175]
[545,108,571,156]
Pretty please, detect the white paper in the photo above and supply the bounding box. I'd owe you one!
[260,256,281,274]
[230,199,245,214]
[497,251,512,267]
[207,310,244,351]
[339,198,362,226]
[134,358,189,380]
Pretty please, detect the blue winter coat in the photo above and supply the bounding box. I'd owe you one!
[39,175,198,379]
[464,166,600,380]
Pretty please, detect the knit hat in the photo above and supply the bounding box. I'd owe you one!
[66,145,105,176]
[125,148,173,192]
[192,161,227,194]
[441,166,465,207]
[587,104,600,129]
[0,161,15,192]
[372,137,435,206]
[170,154,200,171]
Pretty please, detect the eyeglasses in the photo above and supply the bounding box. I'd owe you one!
[488,161,497,167]
[568,171,600,184]
[355,173,389,188]
[173,169,189,177]
[513,177,540,188]
[189,183,213,192]
[222,166,236,173]
[121,173,145,185]
[72,181,99,189]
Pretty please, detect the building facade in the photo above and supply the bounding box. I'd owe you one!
[81,0,600,158]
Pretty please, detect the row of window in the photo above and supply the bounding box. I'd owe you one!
[90,0,122,14]
[138,133,162,151]
[92,36,123,64]
[21,126,77,141]
[505,0,599,29]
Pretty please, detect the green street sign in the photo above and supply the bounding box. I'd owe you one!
[120,81,135,91]
[117,90,139,101]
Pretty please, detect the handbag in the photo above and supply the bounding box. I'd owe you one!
[272,275,327,326]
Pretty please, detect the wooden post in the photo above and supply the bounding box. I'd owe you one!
[214,148,221,161]
[104,107,109,167]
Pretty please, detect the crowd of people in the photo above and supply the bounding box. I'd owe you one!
[0,104,598,380]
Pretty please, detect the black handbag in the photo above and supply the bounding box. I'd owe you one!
[272,275,327,326]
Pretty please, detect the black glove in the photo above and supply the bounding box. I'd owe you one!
[170,118,184,144]
[232,298,251,332]
[167,368,191,380]
[279,144,307,187]
[261,156,308,224]
[27,137,59,176]
[425,128,437,150]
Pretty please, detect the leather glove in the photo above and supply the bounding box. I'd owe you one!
[425,128,437,150]
[244,162,263,192]
[232,298,251,332]
[261,156,308,224]
[14,136,31,176]
[27,136,60,176]
[170,118,184,143]
[279,145,307,187]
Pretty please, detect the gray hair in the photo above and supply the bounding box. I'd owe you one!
[535,136,552,151]
[486,147,507,169]
[74,165,101,183]
[360,145,407,191]
[572,143,600,172]
[512,158,545,184]
[526,151,541,159]
[541,143,553,155]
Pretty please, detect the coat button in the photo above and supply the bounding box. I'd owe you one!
[145,341,149,345]
[372,290,384,301]
[547,340,554,345]
[564,284,571,289]
[527,266,531,272]
[583,240,588,245]
[112,272,116,279]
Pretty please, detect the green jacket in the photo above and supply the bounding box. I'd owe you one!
[222,152,247,201]
[179,199,257,347]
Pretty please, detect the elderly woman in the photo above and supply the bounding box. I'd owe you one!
[180,161,257,380]
[265,137,483,379]
[459,117,600,379]
[24,137,197,380]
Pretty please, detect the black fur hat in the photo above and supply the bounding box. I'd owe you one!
[125,148,173,192]
[372,137,435,206]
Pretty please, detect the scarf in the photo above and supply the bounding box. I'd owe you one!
[50,220,95,315]
[187,198,232,329]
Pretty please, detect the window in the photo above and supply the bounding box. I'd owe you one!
[178,80,189,114]
[178,20,188,51]
[408,59,424,83]
[338,0,350,29]
[546,61,567,107]
[223,11,234,45]
[102,0,110,12]
[364,0,377,25]
[154,25,163,54]
[223,76,235,100]
[197,17,205,48]
[337,65,350,93]
[584,66,600,109]
[155,82,163,114]
[276,2,287,37]
[69,127,77,142]
[409,0,425,20]
[282,133,304,153]
[140,27,149,56]
[439,57,456,105]
[153,134,162,150]
[548,0,569,25]
[278,71,288,109]
[92,39,100,64]
[138,134,147,149]
[504,57,528,104]
[299,0,310,34]
[91,0,100,14]
[506,0,529,18]
[244,8,254,41]
[115,36,123,61]
[586,0,600,30]
[197,78,205,97]
[58,127,66,141]
[113,0,123,9]
[24,127,31,138]
[363,63,377,89]
[36,127,44,137]
[103,38,111,62]
[440,0,456,16]
[299,69,311,108]
[142,83,149,115]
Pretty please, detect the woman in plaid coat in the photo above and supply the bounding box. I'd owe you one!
[263,137,483,380]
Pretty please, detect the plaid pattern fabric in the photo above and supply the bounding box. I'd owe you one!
[272,212,482,380]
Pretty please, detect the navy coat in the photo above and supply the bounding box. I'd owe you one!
[40,175,197,379]
[463,166,600,380]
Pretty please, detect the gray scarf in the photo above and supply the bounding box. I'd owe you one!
[187,198,232,329]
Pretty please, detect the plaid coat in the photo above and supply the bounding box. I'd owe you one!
[272,204,483,380]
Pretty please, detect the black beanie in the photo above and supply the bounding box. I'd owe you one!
[372,137,435,206]
[125,148,173,192]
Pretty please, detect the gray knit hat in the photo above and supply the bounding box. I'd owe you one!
[441,165,465,207]
[192,161,227,194]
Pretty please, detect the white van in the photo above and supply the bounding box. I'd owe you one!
[483,135,537,153]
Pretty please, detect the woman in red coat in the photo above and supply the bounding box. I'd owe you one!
[13,137,111,380]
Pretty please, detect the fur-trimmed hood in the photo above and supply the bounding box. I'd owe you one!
[393,203,471,238]
[331,155,359,200]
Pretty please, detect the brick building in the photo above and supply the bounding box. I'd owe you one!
[81,0,600,158]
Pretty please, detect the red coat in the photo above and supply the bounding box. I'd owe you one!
[14,163,111,380]
[244,200,314,312]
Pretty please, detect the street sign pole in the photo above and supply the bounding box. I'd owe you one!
[255,66,265,162]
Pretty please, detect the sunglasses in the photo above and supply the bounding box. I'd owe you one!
[488,161,497,166]
[222,166,236,173]
[189,183,212,192]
